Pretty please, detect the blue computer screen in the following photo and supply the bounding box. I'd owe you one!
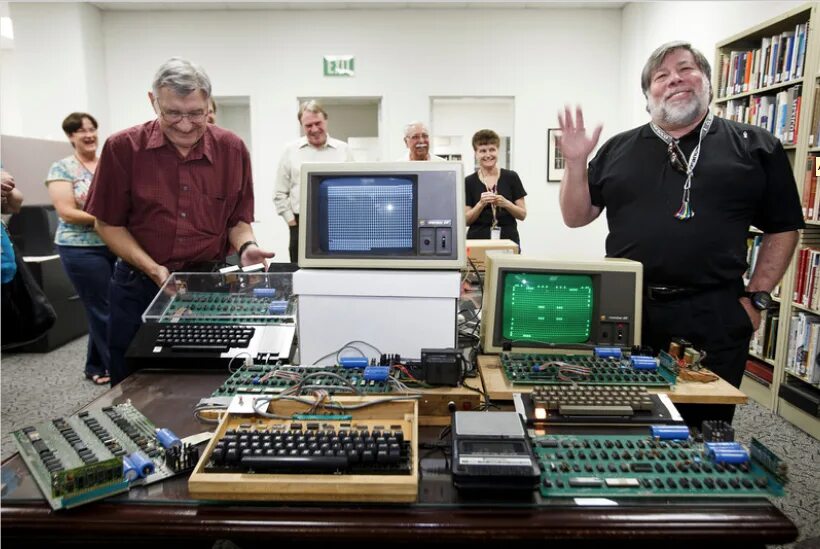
[317,176,416,254]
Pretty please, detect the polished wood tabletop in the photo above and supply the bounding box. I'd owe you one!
[0,370,795,548]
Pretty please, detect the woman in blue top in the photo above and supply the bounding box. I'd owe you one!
[46,113,115,385]
[1,168,23,283]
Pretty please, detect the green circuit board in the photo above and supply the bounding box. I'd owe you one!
[534,434,785,498]
[211,364,423,397]
[500,352,675,387]
[158,292,294,325]
[12,403,197,510]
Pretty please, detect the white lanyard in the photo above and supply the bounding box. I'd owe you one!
[649,111,713,220]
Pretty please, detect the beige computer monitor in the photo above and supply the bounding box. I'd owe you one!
[298,161,465,269]
[480,252,643,355]
[466,239,519,272]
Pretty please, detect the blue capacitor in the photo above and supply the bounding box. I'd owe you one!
[707,447,750,464]
[339,357,369,368]
[267,301,288,314]
[253,288,276,298]
[156,427,182,449]
[363,366,390,381]
[122,455,138,482]
[631,356,658,370]
[128,450,156,478]
[594,347,623,359]
[650,425,690,440]
[705,442,745,451]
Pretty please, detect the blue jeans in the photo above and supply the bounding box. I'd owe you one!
[108,260,159,386]
[57,245,116,378]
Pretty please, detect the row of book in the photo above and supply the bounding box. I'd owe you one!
[716,23,809,99]
[745,234,764,282]
[785,312,820,386]
[791,245,820,310]
[750,308,779,361]
[717,84,802,145]
[744,358,773,385]
[809,83,820,147]
[799,154,820,221]
[744,235,783,298]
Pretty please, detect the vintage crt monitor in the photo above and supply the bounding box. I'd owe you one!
[481,253,643,354]
[298,162,465,269]
[466,239,519,272]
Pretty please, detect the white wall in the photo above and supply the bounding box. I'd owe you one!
[96,7,622,260]
[0,2,807,264]
[1,2,107,140]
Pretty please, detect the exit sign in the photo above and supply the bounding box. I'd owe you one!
[324,55,355,77]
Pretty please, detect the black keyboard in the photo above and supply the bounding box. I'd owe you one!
[531,385,653,416]
[155,324,255,352]
[205,424,412,475]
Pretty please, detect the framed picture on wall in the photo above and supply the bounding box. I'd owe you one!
[547,128,565,182]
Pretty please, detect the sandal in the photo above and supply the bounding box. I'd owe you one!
[85,373,110,385]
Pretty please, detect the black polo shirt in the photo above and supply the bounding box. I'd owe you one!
[587,115,804,287]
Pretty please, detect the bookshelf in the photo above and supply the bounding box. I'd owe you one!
[713,2,820,439]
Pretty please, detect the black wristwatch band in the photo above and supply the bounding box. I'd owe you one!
[744,290,773,311]
[238,240,257,258]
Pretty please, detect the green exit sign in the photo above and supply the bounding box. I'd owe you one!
[323,55,355,77]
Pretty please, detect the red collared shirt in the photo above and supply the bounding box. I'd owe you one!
[85,120,254,271]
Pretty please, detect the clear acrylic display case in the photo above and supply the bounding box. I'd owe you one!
[141,271,295,325]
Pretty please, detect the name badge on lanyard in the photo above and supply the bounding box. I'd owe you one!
[490,227,502,240]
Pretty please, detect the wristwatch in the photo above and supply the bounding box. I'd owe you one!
[744,290,773,311]
[238,240,258,258]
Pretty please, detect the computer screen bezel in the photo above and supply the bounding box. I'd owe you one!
[480,253,643,354]
[298,161,466,269]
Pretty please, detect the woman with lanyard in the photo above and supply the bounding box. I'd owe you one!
[464,129,527,248]
[46,112,116,385]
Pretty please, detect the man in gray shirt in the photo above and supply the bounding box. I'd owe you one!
[274,100,354,263]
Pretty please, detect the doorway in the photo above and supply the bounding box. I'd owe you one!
[430,96,515,177]
[296,96,382,161]
[212,96,252,151]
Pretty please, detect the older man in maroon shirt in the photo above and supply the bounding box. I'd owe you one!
[85,57,274,386]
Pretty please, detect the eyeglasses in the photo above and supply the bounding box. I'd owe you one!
[156,105,207,124]
[667,141,688,175]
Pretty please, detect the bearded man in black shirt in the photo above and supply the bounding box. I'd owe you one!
[557,41,804,424]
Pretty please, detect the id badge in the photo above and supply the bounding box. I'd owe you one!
[491,227,501,240]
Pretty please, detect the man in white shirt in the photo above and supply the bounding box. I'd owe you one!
[274,100,355,263]
[400,121,445,161]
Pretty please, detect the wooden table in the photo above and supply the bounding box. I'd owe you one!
[478,355,748,404]
[1,370,794,548]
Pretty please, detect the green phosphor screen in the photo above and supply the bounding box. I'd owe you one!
[501,272,593,344]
